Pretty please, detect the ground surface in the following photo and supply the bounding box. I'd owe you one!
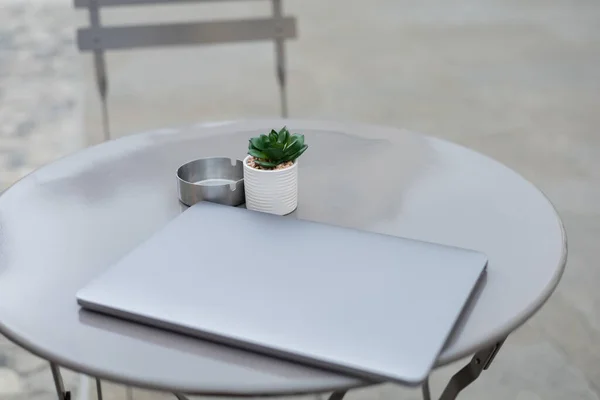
[1,0,600,399]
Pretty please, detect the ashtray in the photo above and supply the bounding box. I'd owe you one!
[177,157,245,207]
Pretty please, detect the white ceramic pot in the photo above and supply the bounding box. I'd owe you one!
[243,155,298,215]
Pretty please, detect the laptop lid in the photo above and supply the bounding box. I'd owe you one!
[76,202,487,386]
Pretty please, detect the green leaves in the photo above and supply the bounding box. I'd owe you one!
[247,126,308,169]
[249,137,266,151]
[247,148,268,160]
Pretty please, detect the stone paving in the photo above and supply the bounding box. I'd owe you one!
[2,0,600,400]
[0,0,83,191]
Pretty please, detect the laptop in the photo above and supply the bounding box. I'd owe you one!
[76,202,487,386]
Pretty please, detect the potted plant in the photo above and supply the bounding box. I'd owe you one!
[243,127,308,215]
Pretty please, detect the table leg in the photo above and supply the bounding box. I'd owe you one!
[433,338,505,400]
[327,390,347,400]
[96,378,104,400]
[50,362,106,400]
[50,362,71,400]
[422,377,432,400]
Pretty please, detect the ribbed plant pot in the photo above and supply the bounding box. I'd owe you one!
[243,155,298,215]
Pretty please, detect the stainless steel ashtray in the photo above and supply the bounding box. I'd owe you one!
[177,157,245,207]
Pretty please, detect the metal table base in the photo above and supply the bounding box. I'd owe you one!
[49,338,505,400]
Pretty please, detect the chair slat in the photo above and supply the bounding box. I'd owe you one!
[74,0,261,8]
[77,17,296,51]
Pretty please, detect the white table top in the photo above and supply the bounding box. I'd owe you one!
[0,119,566,395]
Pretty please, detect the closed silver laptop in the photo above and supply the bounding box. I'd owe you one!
[77,202,487,386]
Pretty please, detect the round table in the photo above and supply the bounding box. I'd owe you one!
[0,120,566,397]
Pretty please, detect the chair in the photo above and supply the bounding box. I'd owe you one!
[74,0,298,141]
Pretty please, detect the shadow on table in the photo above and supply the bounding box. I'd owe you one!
[77,308,364,382]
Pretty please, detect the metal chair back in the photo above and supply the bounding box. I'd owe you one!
[74,0,297,140]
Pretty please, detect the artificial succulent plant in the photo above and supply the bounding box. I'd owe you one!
[247,127,308,169]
